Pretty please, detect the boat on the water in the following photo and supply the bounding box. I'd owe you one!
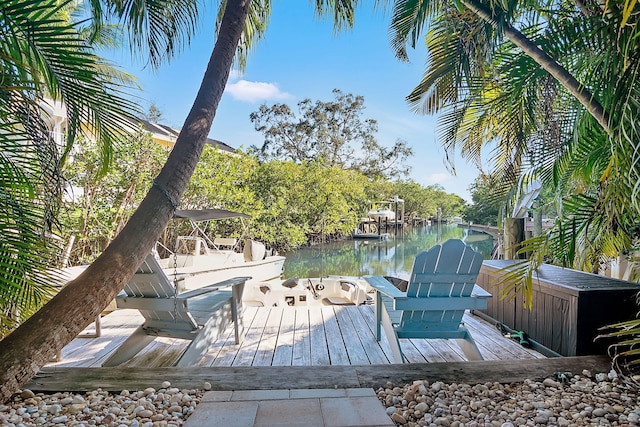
[367,206,396,221]
[244,276,372,307]
[155,209,285,289]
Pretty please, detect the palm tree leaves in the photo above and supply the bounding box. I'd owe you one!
[313,0,361,31]
[388,0,640,352]
[389,0,439,61]
[0,0,142,336]
[89,0,201,69]
[0,91,61,337]
[1,0,141,169]
[213,0,271,71]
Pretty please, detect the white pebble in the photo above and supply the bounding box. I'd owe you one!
[138,409,154,418]
[2,369,637,427]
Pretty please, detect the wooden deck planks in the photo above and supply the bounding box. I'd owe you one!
[464,312,545,359]
[47,305,547,370]
[272,307,296,366]
[291,307,311,366]
[211,306,259,367]
[308,307,330,365]
[252,307,283,366]
[343,305,389,364]
[408,338,452,363]
[333,306,370,365]
[322,306,351,365]
[53,310,144,368]
[357,304,395,361]
[232,306,270,366]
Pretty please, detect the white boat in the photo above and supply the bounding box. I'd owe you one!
[156,209,285,289]
[243,276,372,307]
[367,207,396,221]
[366,198,403,222]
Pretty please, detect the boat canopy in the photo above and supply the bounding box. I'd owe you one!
[174,209,251,222]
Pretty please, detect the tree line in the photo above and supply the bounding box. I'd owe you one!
[62,122,465,264]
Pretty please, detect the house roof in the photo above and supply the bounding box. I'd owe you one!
[136,118,235,153]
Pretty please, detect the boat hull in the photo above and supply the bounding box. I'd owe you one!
[161,254,286,289]
[367,209,396,221]
[243,276,371,307]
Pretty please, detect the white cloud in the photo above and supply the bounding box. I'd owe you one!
[225,80,293,103]
[426,172,451,185]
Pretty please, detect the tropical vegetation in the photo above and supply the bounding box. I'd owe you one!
[2,0,640,400]
[63,137,465,263]
[61,129,167,265]
[391,0,640,276]
[2,0,470,401]
[389,0,640,367]
[462,175,503,226]
[0,0,248,400]
[0,0,139,338]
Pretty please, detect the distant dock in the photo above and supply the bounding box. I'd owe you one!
[457,222,501,238]
[352,232,390,240]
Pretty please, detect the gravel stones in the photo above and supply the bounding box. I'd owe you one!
[377,370,640,426]
[1,384,204,427]
[4,369,640,426]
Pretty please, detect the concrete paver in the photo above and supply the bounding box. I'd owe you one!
[184,388,394,427]
[321,396,394,427]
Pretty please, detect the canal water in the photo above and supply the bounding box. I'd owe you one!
[282,224,494,280]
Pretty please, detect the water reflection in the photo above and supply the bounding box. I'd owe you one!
[283,224,494,280]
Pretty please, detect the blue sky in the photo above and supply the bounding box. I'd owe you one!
[107,2,481,200]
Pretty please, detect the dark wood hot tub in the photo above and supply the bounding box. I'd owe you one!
[477,260,640,356]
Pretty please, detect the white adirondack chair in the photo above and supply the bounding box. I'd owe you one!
[364,239,491,363]
[102,254,250,367]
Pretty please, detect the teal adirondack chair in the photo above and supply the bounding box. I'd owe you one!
[102,254,250,367]
[364,239,491,363]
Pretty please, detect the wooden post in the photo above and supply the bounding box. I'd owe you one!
[533,204,543,237]
[394,197,398,237]
[504,218,525,259]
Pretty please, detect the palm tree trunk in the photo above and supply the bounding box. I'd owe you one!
[0,0,252,403]
[462,0,610,133]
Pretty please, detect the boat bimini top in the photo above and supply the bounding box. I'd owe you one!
[173,209,252,253]
[174,209,251,222]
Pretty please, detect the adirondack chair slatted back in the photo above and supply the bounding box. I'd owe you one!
[124,255,177,298]
[123,254,197,330]
[400,239,483,333]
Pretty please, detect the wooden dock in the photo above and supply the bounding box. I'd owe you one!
[457,222,501,238]
[26,306,617,393]
[48,305,543,370]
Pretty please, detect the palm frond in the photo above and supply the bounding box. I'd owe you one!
[101,0,201,69]
[389,0,434,61]
[215,0,271,71]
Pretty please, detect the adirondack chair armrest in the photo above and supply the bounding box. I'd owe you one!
[178,276,252,299]
[116,295,187,311]
[364,276,405,299]
[471,284,491,298]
